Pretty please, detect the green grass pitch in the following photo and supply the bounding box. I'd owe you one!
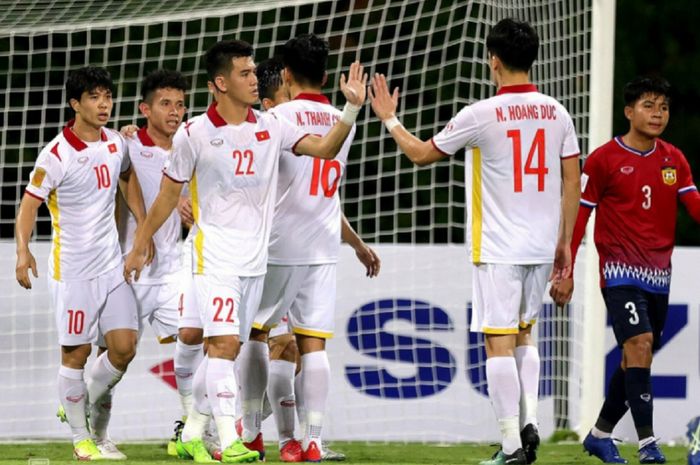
[0,441,690,465]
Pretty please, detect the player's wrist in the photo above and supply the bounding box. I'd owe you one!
[340,102,362,126]
[383,115,402,133]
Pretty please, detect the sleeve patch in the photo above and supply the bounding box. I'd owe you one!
[31,168,46,188]
[580,172,589,192]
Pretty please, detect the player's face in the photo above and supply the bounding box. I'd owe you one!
[625,93,669,139]
[71,87,113,128]
[218,56,258,106]
[141,87,186,137]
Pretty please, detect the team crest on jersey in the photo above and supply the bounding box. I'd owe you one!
[108,143,118,154]
[255,130,270,142]
[662,166,677,185]
[30,168,46,187]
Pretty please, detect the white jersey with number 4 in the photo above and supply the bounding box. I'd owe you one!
[268,93,355,265]
[164,102,307,277]
[117,127,181,283]
[431,84,580,264]
[25,120,131,281]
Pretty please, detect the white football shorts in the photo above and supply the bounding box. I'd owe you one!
[255,264,337,339]
[470,262,551,334]
[50,264,138,346]
[132,280,180,343]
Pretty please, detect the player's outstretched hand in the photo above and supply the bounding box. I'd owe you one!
[124,245,147,284]
[16,249,38,289]
[120,124,139,138]
[354,243,381,278]
[177,196,194,228]
[339,60,367,107]
[550,241,572,283]
[550,278,574,307]
[368,73,399,121]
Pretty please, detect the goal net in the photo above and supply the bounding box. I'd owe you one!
[0,0,601,442]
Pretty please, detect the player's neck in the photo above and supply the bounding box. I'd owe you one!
[622,130,656,152]
[145,125,173,150]
[215,95,250,125]
[496,71,530,90]
[71,117,103,142]
[289,83,322,100]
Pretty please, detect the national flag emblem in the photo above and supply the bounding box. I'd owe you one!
[255,130,270,142]
[661,167,676,185]
[108,143,118,154]
[31,168,46,187]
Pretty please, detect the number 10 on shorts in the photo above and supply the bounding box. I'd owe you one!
[67,309,85,334]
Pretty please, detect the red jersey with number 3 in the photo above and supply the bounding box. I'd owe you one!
[580,137,697,293]
[431,84,580,264]
[267,93,355,265]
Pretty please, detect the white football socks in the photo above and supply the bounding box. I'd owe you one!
[86,352,124,441]
[295,371,306,435]
[58,365,90,444]
[300,351,330,450]
[90,388,113,441]
[486,356,522,455]
[237,341,269,442]
[268,359,296,447]
[206,357,237,449]
[515,345,540,428]
[174,340,203,418]
[182,356,210,442]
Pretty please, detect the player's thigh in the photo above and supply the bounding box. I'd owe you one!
[520,263,552,327]
[602,285,653,347]
[288,264,336,339]
[178,270,203,331]
[50,275,102,346]
[255,265,303,332]
[648,291,669,352]
[130,283,158,340]
[470,263,523,335]
[99,266,139,338]
[195,274,247,339]
[148,281,180,344]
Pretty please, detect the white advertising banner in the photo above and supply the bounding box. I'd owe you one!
[0,242,697,443]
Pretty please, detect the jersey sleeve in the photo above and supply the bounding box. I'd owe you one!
[25,145,66,201]
[164,124,195,183]
[430,106,480,156]
[119,134,132,173]
[270,110,309,154]
[676,150,698,196]
[560,112,580,158]
[579,149,606,208]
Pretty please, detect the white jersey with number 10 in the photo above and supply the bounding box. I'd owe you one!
[431,84,580,264]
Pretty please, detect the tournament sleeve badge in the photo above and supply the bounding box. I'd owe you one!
[31,167,46,187]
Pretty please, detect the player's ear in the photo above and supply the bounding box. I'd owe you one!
[213,75,227,93]
[623,104,634,121]
[282,67,292,86]
[138,101,150,118]
[321,71,328,87]
[262,98,274,111]
[69,98,80,113]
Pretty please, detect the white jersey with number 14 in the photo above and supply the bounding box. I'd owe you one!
[431,84,580,264]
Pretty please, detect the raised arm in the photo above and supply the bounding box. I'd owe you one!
[341,213,380,278]
[124,175,183,282]
[369,73,446,167]
[294,61,367,160]
[15,194,42,289]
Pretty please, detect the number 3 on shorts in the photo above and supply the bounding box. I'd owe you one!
[625,301,639,325]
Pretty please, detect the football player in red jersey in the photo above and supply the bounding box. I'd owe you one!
[551,76,700,464]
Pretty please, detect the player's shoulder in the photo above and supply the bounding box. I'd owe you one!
[655,137,686,159]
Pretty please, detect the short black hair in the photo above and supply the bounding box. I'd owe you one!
[141,69,189,103]
[65,66,114,102]
[256,57,284,101]
[623,76,672,107]
[281,33,328,87]
[486,18,539,72]
[205,39,254,82]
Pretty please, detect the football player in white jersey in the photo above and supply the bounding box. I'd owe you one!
[82,69,191,459]
[237,39,380,463]
[15,66,152,461]
[123,39,367,463]
[369,19,580,465]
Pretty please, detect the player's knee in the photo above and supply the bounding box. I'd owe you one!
[623,334,653,365]
[179,327,204,345]
[271,335,298,363]
[208,337,238,360]
[61,344,92,368]
[249,327,269,343]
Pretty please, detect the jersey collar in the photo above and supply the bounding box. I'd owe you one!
[293,93,331,105]
[137,126,156,147]
[614,136,657,157]
[62,119,108,151]
[206,101,257,127]
[496,84,538,95]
